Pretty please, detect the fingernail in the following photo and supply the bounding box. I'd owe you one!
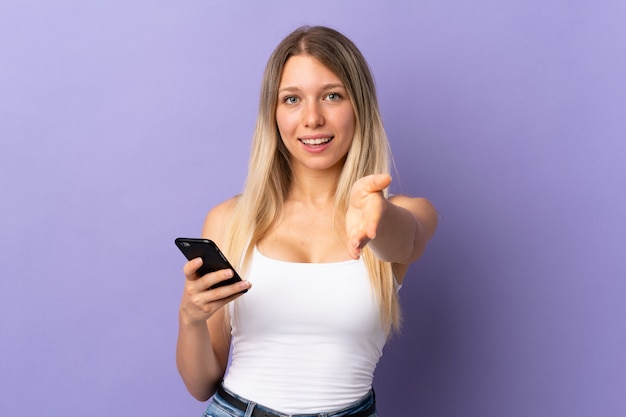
[225,269,234,278]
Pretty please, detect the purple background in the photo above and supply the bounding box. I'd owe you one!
[1,1,625,416]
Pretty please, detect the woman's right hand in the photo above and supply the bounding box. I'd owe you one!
[179,258,251,325]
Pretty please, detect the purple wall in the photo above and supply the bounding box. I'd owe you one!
[1,1,625,416]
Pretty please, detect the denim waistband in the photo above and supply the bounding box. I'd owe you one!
[214,383,376,417]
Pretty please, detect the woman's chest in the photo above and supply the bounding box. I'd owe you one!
[234,251,382,336]
[259,214,352,263]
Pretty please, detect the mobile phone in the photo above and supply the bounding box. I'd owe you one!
[174,237,247,292]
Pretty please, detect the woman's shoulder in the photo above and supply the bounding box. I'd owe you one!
[201,195,240,245]
[206,195,240,221]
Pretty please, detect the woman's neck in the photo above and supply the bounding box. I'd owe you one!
[287,169,341,206]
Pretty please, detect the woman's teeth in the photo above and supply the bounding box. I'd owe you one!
[301,137,332,145]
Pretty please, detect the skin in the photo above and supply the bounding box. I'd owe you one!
[176,55,438,401]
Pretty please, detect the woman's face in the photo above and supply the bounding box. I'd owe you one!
[275,55,356,175]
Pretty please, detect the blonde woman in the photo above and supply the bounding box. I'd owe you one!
[176,26,438,417]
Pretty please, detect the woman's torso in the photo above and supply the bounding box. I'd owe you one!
[223,247,386,414]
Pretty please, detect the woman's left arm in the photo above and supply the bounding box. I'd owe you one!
[346,174,438,269]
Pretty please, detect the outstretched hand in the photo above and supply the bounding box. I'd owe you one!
[346,174,392,258]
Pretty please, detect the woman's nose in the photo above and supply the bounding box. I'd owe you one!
[302,102,324,127]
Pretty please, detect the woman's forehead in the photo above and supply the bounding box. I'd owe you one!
[278,55,343,89]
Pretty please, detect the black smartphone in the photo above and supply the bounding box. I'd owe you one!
[174,237,247,292]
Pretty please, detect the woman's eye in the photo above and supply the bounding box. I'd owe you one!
[284,96,299,104]
[326,92,341,101]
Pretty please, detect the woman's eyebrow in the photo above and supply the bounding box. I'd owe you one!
[278,83,346,94]
[278,86,300,94]
[320,83,346,90]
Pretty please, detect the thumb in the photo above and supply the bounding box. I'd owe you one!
[363,174,392,193]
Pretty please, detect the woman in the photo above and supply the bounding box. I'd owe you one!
[176,25,438,417]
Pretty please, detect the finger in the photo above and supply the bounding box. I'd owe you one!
[185,268,231,297]
[347,219,378,255]
[184,281,250,321]
[207,288,249,312]
[199,268,237,291]
[348,243,361,259]
[361,174,392,194]
[357,237,371,250]
[366,221,379,240]
[349,230,370,254]
[193,279,252,306]
[182,258,203,280]
[349,235,368,258]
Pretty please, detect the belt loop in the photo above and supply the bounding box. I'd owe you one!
[244,401,257,417]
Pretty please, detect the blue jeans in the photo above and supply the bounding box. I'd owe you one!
[203,385,377,417]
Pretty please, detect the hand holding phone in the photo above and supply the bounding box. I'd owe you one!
[175,238,248,293]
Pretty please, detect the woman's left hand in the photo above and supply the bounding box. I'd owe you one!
[345,174,392,258]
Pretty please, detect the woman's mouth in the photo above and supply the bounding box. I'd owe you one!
[299,137,333,146]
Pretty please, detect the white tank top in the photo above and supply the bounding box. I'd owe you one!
[223,248,387,414]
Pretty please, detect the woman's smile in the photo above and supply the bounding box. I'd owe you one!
[299,134,334,151]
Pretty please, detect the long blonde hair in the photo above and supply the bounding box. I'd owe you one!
[224,26,400,334]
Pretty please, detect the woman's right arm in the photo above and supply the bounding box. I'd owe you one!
[175,198,251,401]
